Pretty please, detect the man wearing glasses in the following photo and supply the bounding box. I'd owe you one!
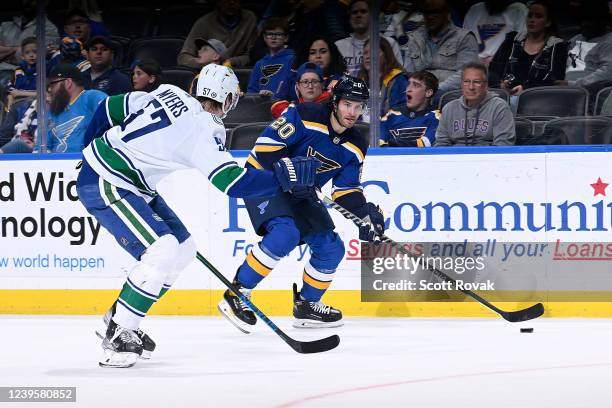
[435,62,515,146]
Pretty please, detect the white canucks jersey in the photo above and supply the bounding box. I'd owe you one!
[82,85,268,198]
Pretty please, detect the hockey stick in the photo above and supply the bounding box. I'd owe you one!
[195,251,340,354]
[317,192,544,323]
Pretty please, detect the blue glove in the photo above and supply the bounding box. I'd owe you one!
[272,156,321,192]
[290,186,318,200]
[359,202,385,242]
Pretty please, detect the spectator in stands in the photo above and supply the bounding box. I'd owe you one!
[0,0,59,71]
[48,36,91,74]
[0,97,37,153]
[294,36,347,89]
[380,0,424,47]
[252,0,347,63]
[131,59,162,92]
[271,62,332,118]
[7,37,37,103]
[463,0,528,65]
[83,36,131,96]
[489,0,568,96]
[178,0,257,68]
[435,62,515,146]
[279,36,347,102]
[335,0,402,77]
[402,0,479,96]
[380,70,440,147]
[61,8,109,44]
[556,0,612,96]
[1,64,107,153]
[195,38,228,68]
[358,37,408,121]
[247,18,295,97]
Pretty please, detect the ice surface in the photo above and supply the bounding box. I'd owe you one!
[0,316,609,407]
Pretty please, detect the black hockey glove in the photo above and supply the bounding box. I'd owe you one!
[272,156,321,192]
[359,202,385,242]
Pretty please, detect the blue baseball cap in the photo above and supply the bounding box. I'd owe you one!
[296,62,323,81]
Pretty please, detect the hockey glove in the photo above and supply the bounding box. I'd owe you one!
[290,186,318,201]
[359,202,385,242]
[272,156,321,192]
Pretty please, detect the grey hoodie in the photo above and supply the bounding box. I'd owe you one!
[434,92,515,146]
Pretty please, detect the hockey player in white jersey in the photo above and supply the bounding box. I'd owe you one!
[76,65,320,368]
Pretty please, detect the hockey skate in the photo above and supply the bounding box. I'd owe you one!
[292,283,343,328]
[97,302,156,359]
[99,319,143,368]
[218,276,257,334]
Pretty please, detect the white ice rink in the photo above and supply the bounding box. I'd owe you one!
[0,316,610,407]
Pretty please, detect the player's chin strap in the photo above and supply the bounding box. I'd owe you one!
[315,190,545,323]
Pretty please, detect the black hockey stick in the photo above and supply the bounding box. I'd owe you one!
[195,251,340,353]
[317,193,544,323]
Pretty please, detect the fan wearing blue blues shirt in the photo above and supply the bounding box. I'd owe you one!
[43,64,107,152]
[380,70,440,147]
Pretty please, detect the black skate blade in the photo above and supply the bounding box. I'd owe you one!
[502,303,544,322]
[286,334,340,354]
[217,303,252,334]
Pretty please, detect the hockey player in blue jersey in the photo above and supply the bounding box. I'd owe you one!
[379,70,440,147]
[76,64,321,368]
[218,76,387,331]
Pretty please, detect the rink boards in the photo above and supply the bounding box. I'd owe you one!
[0,145,611,317]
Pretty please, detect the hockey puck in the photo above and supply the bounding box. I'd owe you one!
[520,328,534,333]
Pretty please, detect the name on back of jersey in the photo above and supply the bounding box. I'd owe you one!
[155,88,189,118]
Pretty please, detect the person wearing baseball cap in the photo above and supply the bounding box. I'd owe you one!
[0,63,107,153]
[271,62,331,118]
[83,36,131,96]
[194,38,228,67]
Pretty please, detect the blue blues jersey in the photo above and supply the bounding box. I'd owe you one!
[380,105,440,147]
[247,48,296,97]
[12,61,37,90]
[247,102,370,217]
[38,89,107,153]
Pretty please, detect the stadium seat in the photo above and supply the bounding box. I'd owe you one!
[514,117,535,145]
[438,88,509,111]
[109,35,131,67]
[516,86,589,118]
[232,69,252,93]
[541,116,612,145]
[126,37,185,69]
[102,7,153,38]
[161,68,195,93]
[224,95,274,124]
[227,122,269,150]
[153,6,213,37]
[594,86,612,115]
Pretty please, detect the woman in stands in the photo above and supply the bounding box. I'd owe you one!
[271,61,331,118]
[358,37,408,122]
[294,36,347,89]
[131,59,163,92]
[489,0,568,96]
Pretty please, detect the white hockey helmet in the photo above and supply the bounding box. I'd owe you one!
[195,64,240,118]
